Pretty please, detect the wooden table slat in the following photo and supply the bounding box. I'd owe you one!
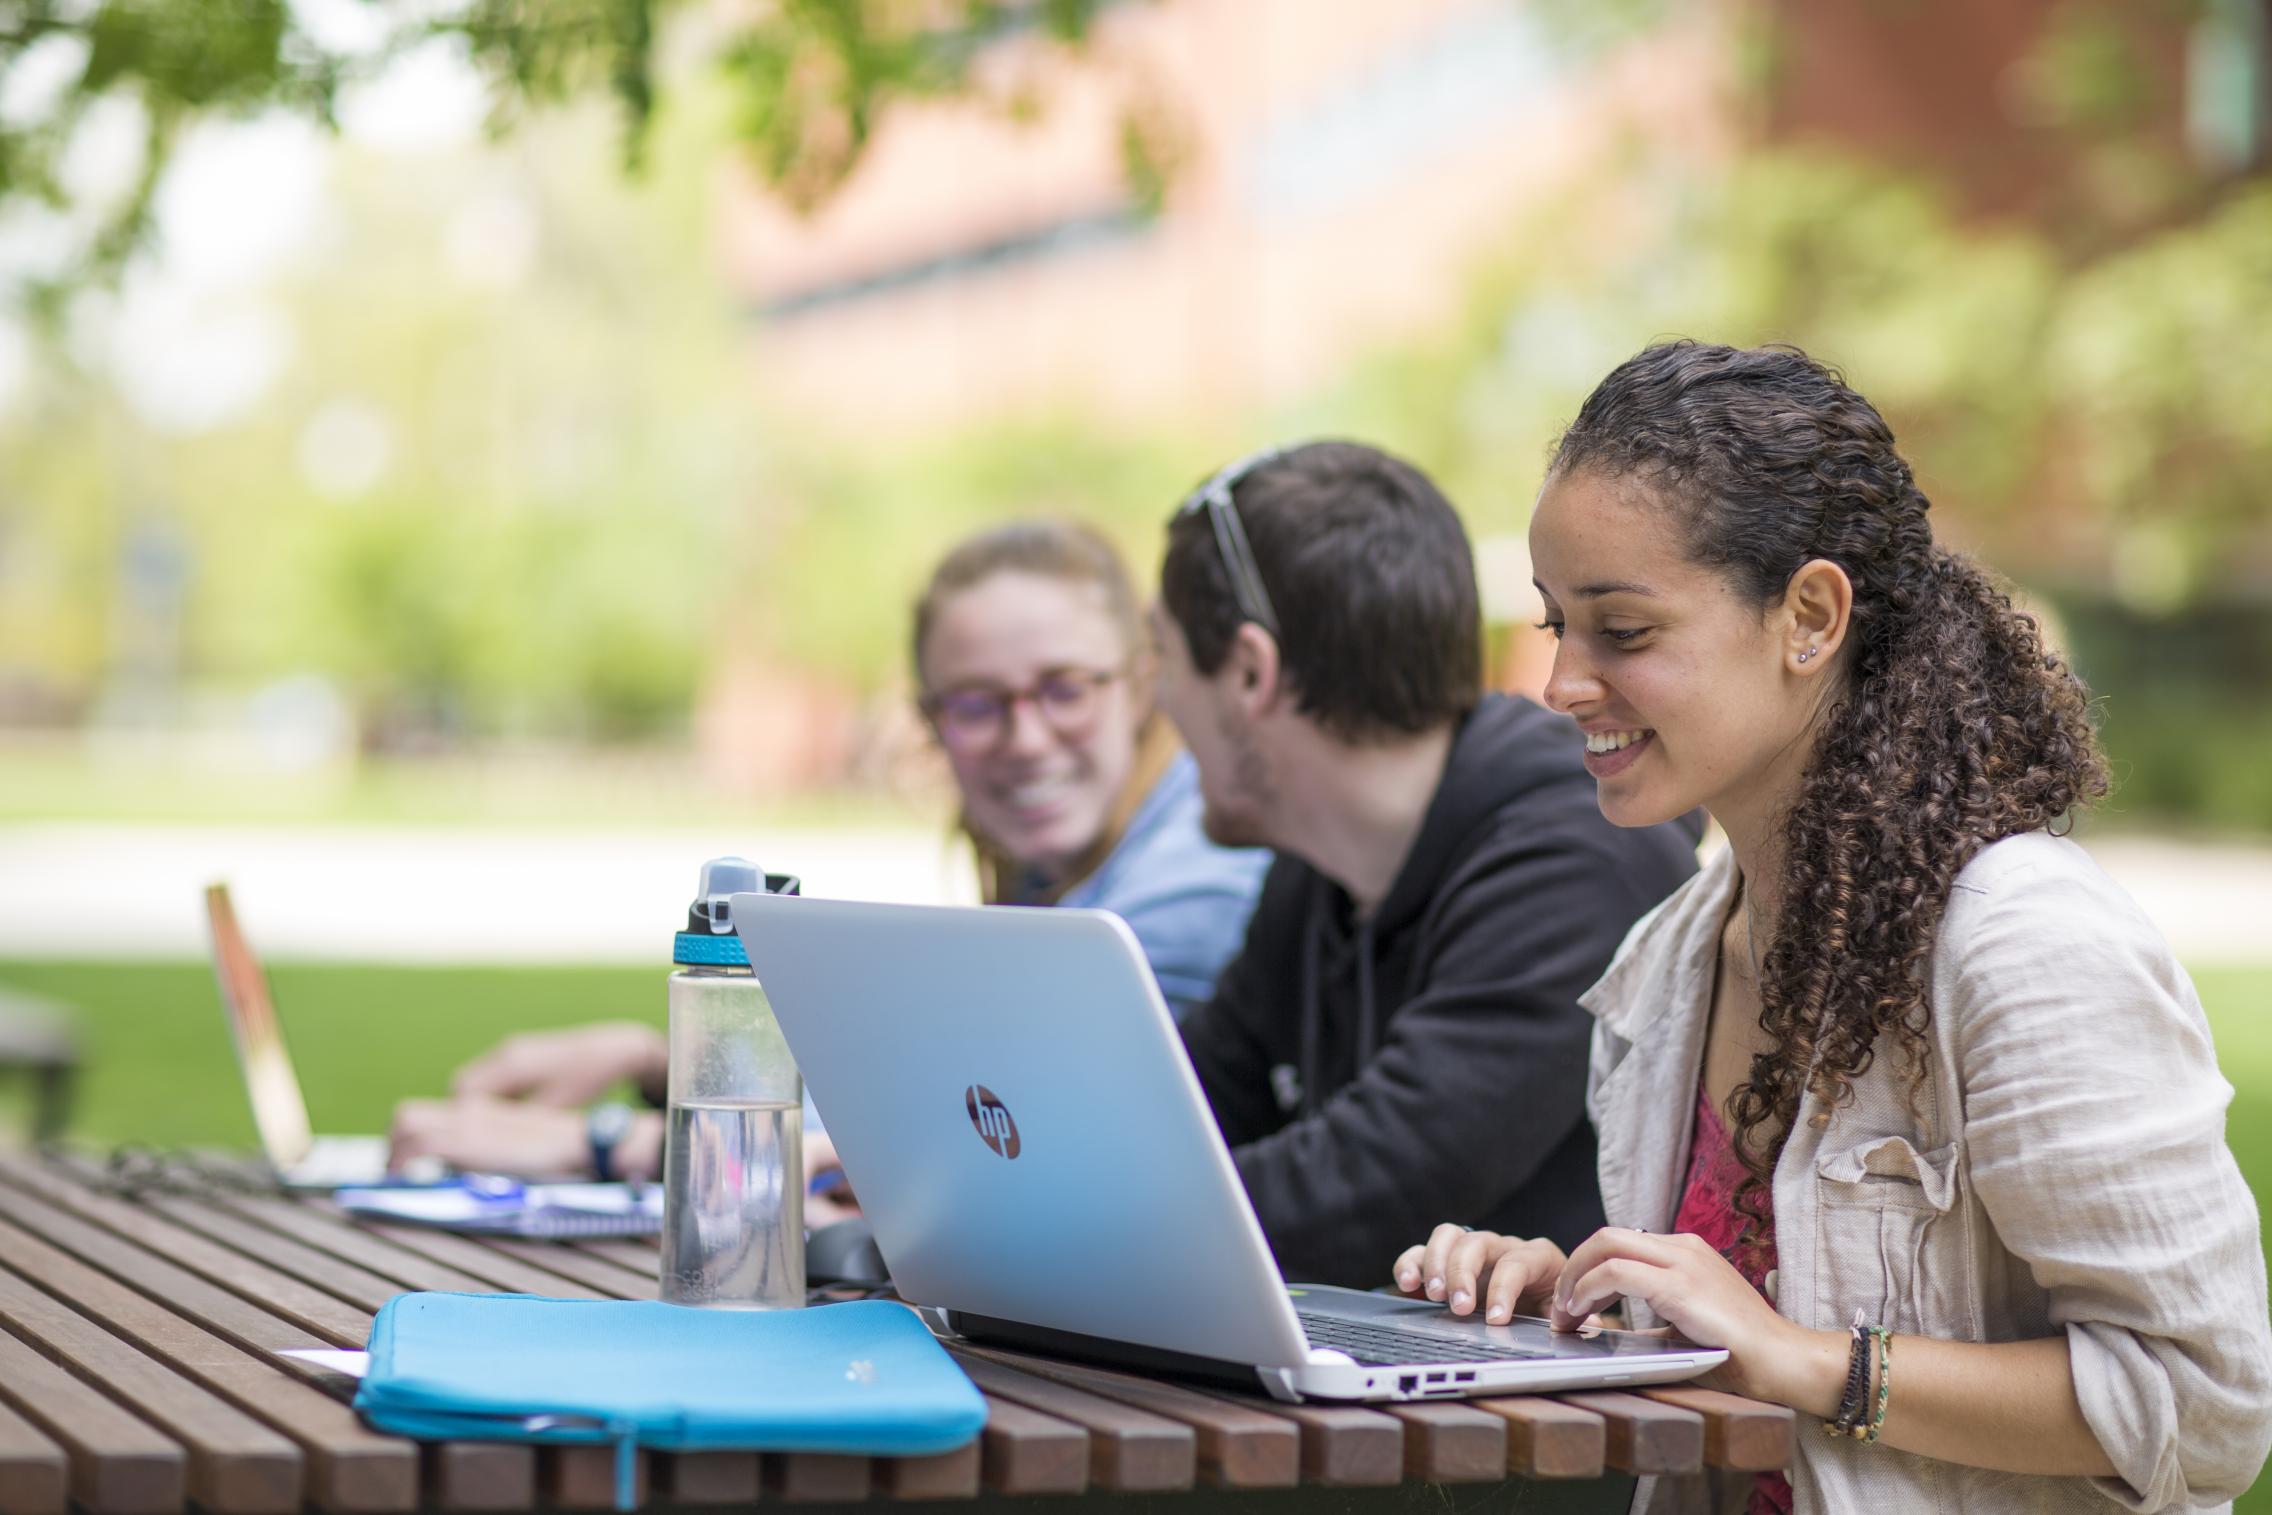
[0,1327,185,1515]
[946,1349,1194,1492]
[472,1238,654,1300]
[0,1255,299,1513]
[1638,1386,1795,1470]
[1379,1402,1509,1483]
[0,1203,417,1513]
[872,1443,983,1501]
[543,1446,648,1510]
[0,1156,372,1348]
[971,1392,1090,1496]
[1471,1395,1607,1479]
[0,1179,364,1366]
[218,1195,597,1300]
[0,1152,1793,1511]
[1187,1389,1403,1487]
[13,1159,538,1513]
[648,1452,760,1505]
[962,1346,1298,1489]
[0,1392,71,1515]
[302,1197,617,1301]
[422,1444,538,1513]
[1555,1391,1705,1474]
[141,1192,417,1314]
[567,1240,662,1278]
[765,1452,872,1503]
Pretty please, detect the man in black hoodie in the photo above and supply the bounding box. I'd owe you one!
[1153,441,1699,1288]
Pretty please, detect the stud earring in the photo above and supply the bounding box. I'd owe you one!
[1797,647,1817,664]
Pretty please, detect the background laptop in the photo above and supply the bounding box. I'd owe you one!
[204,882,402,1189]
[729,891,1725,1403]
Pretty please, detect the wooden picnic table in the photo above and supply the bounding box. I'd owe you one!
[0,1149,1795,1514]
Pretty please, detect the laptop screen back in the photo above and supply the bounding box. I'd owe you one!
[205,883,314,1169]
[730,892,1313,1372]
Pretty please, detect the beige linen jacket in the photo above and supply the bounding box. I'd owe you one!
[1583,832,2271,1514]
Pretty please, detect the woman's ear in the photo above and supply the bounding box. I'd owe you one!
[1782,558,1854,676]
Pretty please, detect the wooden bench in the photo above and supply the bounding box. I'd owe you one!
[0,1150,1794,1513]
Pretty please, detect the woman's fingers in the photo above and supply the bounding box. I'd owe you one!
[1418,1223,1483,1302]
[1392,1227,1570,1321]
[1552,1227,1690,1313]
[1443,1231,1506,1314]
[1554,1255,1678,1332]
[1482,1237,1566,1324]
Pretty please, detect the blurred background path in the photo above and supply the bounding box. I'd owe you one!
[0,823,2260,965]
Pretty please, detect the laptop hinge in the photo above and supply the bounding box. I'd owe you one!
[942,1310,1276,1393]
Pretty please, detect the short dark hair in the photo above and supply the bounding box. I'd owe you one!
[1161,440,1481,742]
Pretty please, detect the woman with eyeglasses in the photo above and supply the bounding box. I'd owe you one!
[1390,343,2269,1512]
[390,519,1267,1186]
[911,518,1269,1016]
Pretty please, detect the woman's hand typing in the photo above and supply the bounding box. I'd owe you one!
[1389,1223,1568,1324]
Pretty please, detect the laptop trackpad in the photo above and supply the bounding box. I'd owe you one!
[1289,1282,1688,1360]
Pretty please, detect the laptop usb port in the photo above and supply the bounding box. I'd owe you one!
[1454,1371,1476,1383]
[1424,1372,1446,1384]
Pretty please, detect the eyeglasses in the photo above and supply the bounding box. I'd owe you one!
[919,666,1126,754]
[1176,446,1286,639]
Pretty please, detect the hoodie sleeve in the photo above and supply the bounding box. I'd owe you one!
[1226,804,1687,1286]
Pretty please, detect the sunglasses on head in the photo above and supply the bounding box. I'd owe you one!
[1175,446,1287,639]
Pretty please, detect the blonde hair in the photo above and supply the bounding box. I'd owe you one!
[912,520,1175,904]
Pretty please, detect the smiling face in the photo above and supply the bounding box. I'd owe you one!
[1529,467,1832,839]
[918,571,1144,881]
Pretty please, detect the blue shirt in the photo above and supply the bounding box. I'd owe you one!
[1049,754,1269,1020]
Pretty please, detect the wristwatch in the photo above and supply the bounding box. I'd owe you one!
[586,1101,635,1182]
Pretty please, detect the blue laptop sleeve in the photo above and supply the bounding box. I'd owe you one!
[355,1293,986,1509]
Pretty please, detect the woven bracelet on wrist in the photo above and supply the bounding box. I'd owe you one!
[1821,1311,1873,1438]
[1860,1327,1892,1445]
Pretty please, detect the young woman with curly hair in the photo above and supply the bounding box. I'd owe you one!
[1392,342,2270,1512]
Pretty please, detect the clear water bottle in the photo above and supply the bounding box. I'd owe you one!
[659,857,805,1309]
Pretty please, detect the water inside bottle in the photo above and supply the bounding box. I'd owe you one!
[659,1098,804,1307]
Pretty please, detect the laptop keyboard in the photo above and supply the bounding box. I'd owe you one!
[1296,1312,1550,1366]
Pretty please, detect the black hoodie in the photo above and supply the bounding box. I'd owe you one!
[1179,693,1701,1288]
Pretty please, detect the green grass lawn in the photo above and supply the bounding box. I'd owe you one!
[3,956,2269,1502]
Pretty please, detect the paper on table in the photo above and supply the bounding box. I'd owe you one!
[281,1348,371,1377]
[334,1180,664,1237]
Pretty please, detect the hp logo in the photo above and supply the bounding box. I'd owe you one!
[964,1084,1021,1159]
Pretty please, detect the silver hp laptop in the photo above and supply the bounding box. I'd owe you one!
[730,892,1725,1403]
[205,883,423,1189]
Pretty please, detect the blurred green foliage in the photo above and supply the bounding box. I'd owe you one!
[0,0,1123,303]
[4,8,2270,827]
[1305,148,2272,828]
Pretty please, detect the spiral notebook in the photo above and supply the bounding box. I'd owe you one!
[334,1179,665,1238]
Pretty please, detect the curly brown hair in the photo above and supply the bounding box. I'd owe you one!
[1550,341,2110,1238]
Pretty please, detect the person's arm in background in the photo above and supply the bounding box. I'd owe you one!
[1102,839,1271,1019]
[388,1097,667,1180]
[387,1021,669,1177]
[450,1021,667,1106]
[1229,811,1683,1286]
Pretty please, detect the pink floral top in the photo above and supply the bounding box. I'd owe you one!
[1671,1086,1793,1515]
